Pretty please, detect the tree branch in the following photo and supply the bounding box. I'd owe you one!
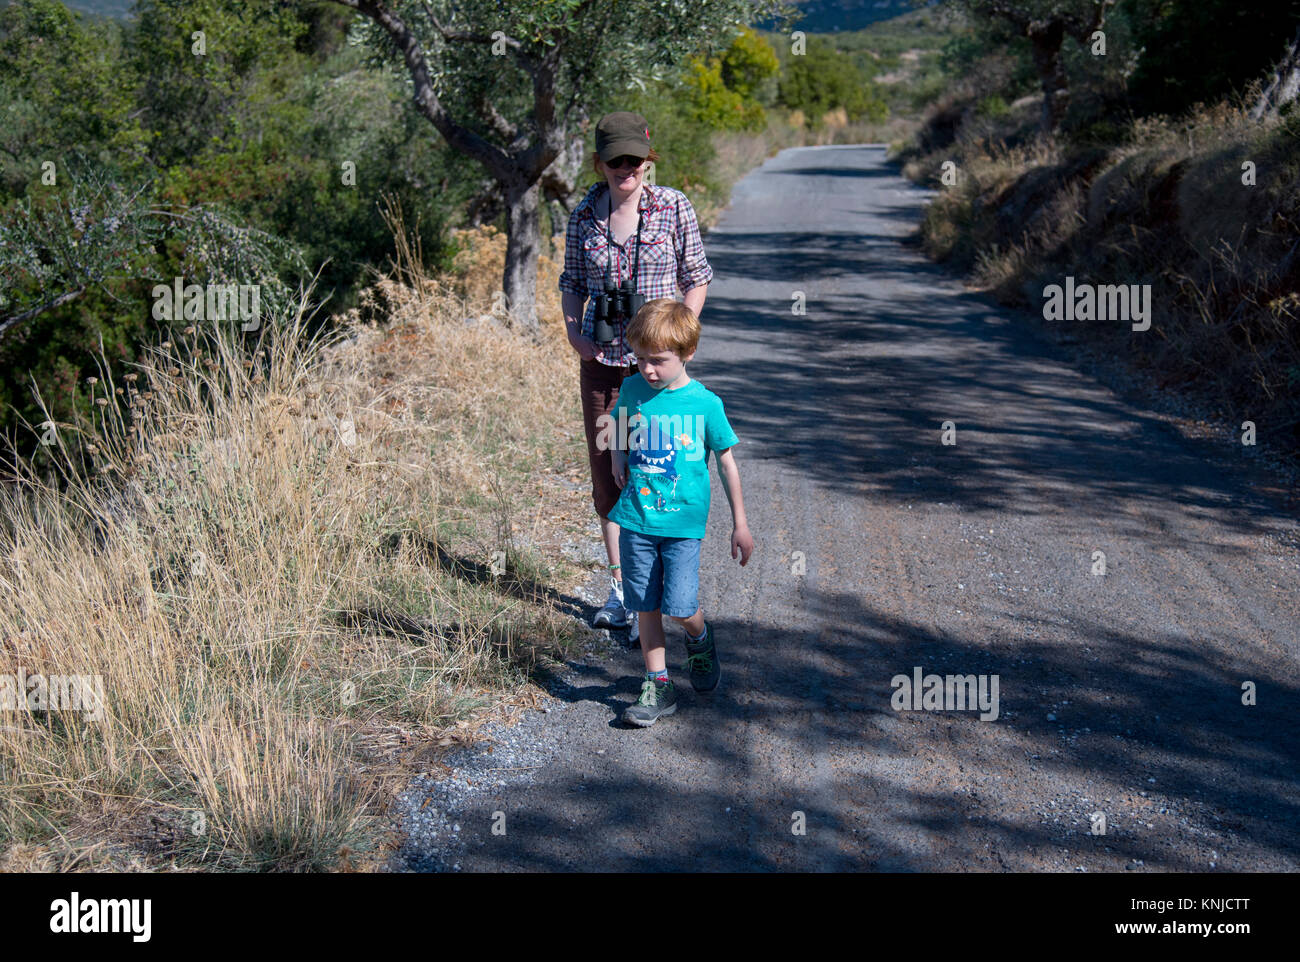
[1060,0,1115,41]
[1251,22,1300,120]
[333,0,513,179]
[0,286,87,340]
[484,100,519,142]
[529,48,562,165]
[965,0,1116,42]
[421,0,545,86]
[423,0,520,49]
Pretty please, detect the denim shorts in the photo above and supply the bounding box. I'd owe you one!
[618,528,702,618]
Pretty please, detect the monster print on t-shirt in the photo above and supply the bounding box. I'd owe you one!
[607,375,739,540]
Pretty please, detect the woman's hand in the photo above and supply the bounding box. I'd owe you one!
[562,295,600,360]
[611,451,628,489]
[568,329,600,360]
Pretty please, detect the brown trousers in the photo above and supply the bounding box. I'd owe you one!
[580,357,638,519]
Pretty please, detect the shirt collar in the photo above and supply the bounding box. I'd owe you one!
[637,182,661,213]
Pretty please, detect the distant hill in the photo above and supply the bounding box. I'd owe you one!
[756,0,934,33]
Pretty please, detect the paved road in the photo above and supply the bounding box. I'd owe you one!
[396,144,1300,871]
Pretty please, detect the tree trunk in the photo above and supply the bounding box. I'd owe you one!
[502,178,541,334]
[331,1,570,335]
[540,122,589,213]
[1251,24,1300,121]
[1028,20,1068,133]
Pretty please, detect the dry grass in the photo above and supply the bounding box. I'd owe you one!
[0,197,587,871]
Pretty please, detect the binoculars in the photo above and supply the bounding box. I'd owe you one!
[592,278,645,344]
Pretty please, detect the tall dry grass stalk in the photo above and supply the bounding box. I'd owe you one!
[0,195,583,870]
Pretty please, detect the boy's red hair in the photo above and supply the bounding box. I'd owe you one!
[626,298,700,358]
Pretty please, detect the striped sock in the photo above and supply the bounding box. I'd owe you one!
[646,669,668,684]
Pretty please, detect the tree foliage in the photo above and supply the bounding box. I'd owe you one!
[778,35,888,124]
[127,0,309,169]
[0,0,149,199]
[334,0,786,329]
[1122,0,1300,117]
[721,25,782,102]
[683,28,779,131]
[0,0,417,469]
[945,0,1116,130]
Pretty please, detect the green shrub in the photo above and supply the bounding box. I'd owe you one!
[778,36,888,125]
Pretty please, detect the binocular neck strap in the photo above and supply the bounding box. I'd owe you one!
[604,191,644,288]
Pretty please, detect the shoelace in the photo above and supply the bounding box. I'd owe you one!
[637,679,659,706]
[685,651,713,673]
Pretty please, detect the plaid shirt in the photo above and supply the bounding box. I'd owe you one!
[559,181,713,366]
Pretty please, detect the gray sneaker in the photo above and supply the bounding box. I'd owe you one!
[622,678,677,727]
[684,622,720,692]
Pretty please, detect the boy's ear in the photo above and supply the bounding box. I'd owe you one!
[682,349,697,364]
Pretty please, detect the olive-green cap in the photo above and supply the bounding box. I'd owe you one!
[595,111,651,161]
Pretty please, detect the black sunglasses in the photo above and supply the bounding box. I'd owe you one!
[606,155,644,169]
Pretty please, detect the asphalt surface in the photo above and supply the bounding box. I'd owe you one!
[392,144,1300,872]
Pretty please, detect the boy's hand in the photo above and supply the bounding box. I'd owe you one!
[731,523,754,566]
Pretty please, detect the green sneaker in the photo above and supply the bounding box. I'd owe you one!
[684,622,720,692]
[623,678,678,727]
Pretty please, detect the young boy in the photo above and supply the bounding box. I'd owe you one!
[606,298,754,727]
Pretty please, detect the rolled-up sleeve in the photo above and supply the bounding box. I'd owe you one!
[558,211,588,297]
[674,192,713,292]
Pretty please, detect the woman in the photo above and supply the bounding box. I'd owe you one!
[558,111,713,636]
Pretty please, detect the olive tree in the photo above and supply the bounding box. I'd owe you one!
[331,0,787,333]
[949,0,1117,132]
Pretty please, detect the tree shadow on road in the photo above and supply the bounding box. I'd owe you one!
[401,582,1298,871]
[693,231,1297,544]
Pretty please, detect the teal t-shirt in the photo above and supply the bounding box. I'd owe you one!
[607,374,739,539]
